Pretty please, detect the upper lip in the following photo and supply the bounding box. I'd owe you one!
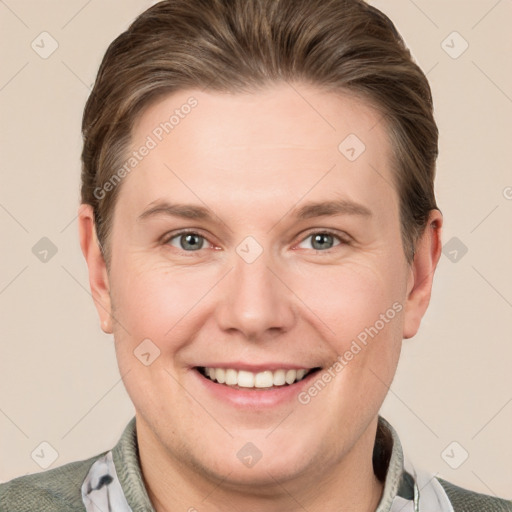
[194,362,321,372]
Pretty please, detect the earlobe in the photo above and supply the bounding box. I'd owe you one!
[77,204,114,334]
[402,210,443,339]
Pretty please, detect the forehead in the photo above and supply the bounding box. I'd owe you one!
[120,83,398,218]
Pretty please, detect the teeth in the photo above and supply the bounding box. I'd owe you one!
[273,369,286,386]
[202,367,312,388]
[237,370,255,388]
[254,370,273,388]
[216,368,226,384]
[225,369,237,385]
[285,369,296,384]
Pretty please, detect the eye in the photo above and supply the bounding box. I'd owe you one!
[297,231,347,251]
[161,229,349,254]
[164,231,212,252]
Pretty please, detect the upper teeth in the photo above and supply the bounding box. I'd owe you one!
[203,368,309,388]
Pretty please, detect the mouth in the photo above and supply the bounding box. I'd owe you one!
[196,366,322,390]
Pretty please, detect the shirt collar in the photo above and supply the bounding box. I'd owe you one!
[374,415,412,511]
[83,415,420,512]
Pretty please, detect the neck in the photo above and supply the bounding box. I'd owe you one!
[138,416,385,512]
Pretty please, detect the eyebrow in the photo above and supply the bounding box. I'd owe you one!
[137,198,372,223]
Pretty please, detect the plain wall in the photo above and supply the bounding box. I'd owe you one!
[0,0,511,499]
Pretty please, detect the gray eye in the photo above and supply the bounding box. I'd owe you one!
[169,232,205,251]
[310,233,335,250]
[298,232,341,251]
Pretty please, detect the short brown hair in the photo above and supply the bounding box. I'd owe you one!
[81,0,439,267]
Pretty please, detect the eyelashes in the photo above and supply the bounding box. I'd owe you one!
[162,229,351,255]
[163,231,211,252]
[296,231,347,251]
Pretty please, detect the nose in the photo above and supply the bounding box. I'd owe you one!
[215,247,297,342]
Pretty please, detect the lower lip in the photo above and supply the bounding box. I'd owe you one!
[192,368,320,408]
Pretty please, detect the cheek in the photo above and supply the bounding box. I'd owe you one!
[110,257,218,343]
[293,259,406,403]
[108,264,197,413]
[292,259,406,343]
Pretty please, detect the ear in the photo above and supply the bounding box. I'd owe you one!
[403,209,443,339]
[77,204,113,334]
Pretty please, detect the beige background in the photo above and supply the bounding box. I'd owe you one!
[1,0,511,500]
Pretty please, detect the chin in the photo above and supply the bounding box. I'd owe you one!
[185,432,322,489]
[204,456,312,490]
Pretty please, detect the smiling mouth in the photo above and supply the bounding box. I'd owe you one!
[196,366,322,389]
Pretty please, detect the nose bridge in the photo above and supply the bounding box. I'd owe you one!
[215,239,295,339]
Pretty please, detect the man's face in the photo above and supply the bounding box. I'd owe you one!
[103,84,414,484]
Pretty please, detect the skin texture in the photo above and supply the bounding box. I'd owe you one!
[79,82,443,512]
